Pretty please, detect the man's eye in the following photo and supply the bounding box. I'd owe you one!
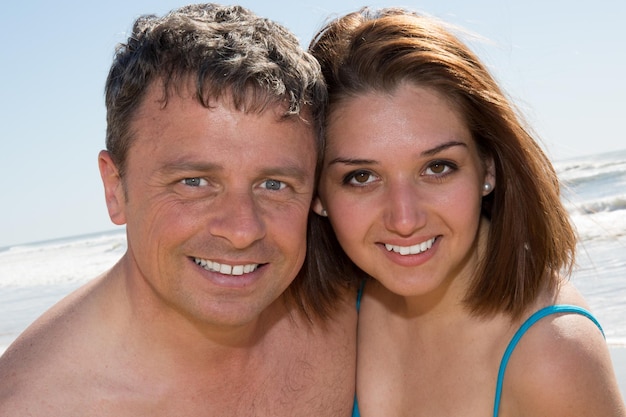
[260,179,286,191]
[181,178,207,187]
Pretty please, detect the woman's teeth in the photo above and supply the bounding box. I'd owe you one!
[384,237,435,255]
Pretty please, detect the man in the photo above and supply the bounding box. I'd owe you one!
[0,4,356,416]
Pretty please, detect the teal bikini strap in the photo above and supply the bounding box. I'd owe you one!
[356,279,365,312]
[352,396,361,417]
[352,281,366,416]
[492,305,604,417]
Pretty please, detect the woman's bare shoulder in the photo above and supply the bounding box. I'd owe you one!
[501,285,625,416]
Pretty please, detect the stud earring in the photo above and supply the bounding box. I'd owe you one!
[321,209,328,217]
[483,183,493,193]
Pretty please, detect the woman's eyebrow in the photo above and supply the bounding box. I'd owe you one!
[326,141,467,166]
[421,141,467,157]
[327,157,378,166]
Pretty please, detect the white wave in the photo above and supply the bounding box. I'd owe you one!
[566,195,626,215]
[0,230,126,287]
[571,209,626,242]
[555,148,626,168]
[556,158,626,176]
[1,149,626,357]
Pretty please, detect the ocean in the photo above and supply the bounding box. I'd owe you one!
[1,149,625,353]
[556,149,626,346]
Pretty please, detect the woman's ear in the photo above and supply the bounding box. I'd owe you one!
[312,196,328,217]
[482,157,496,196]
[98,150,127,225]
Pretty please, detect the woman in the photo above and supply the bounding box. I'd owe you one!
[308,7,626,417]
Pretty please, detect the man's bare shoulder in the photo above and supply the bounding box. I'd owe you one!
[0,280,358,417]
[0,275,109,413]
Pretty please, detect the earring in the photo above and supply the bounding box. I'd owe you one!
[483,183,493,193]
[320,209,328,217]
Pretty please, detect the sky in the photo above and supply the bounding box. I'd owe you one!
[1,0,624,248]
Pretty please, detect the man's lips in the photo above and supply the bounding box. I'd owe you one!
[193,258,260,276]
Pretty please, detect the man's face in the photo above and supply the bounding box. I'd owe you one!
[102,83,317,329]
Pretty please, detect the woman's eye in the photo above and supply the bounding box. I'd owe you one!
[181,177,207,187]
[354,172,370,183]
[260,179,286,191]
[344,170,377,186]
[424,162,454,176]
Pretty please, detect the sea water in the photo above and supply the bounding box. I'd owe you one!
[0,231,127,352]
[1,149,625,354]
[557,149,626,345]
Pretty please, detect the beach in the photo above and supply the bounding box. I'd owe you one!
[0,228,624,398]
[1,148,625,398]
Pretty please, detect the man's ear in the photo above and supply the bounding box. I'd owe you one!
[98,150,127,225]
[311,196,327,217]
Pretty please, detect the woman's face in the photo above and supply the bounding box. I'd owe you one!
[315,83,495,297]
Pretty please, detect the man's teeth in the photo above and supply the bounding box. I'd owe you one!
[194,258,259,276]
[385,238,435,255]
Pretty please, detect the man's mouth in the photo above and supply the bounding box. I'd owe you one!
[193,258,260,276]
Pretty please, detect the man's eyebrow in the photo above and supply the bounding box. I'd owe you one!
[421,141,468,157]
[258,165,310,183]
[159,160,223,174]
[159,160,310,183]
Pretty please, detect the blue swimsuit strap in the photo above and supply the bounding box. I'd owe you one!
[492,304,604,417]
[352,398,361,417]
[352,280,366,417]
[356,279,365,312]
